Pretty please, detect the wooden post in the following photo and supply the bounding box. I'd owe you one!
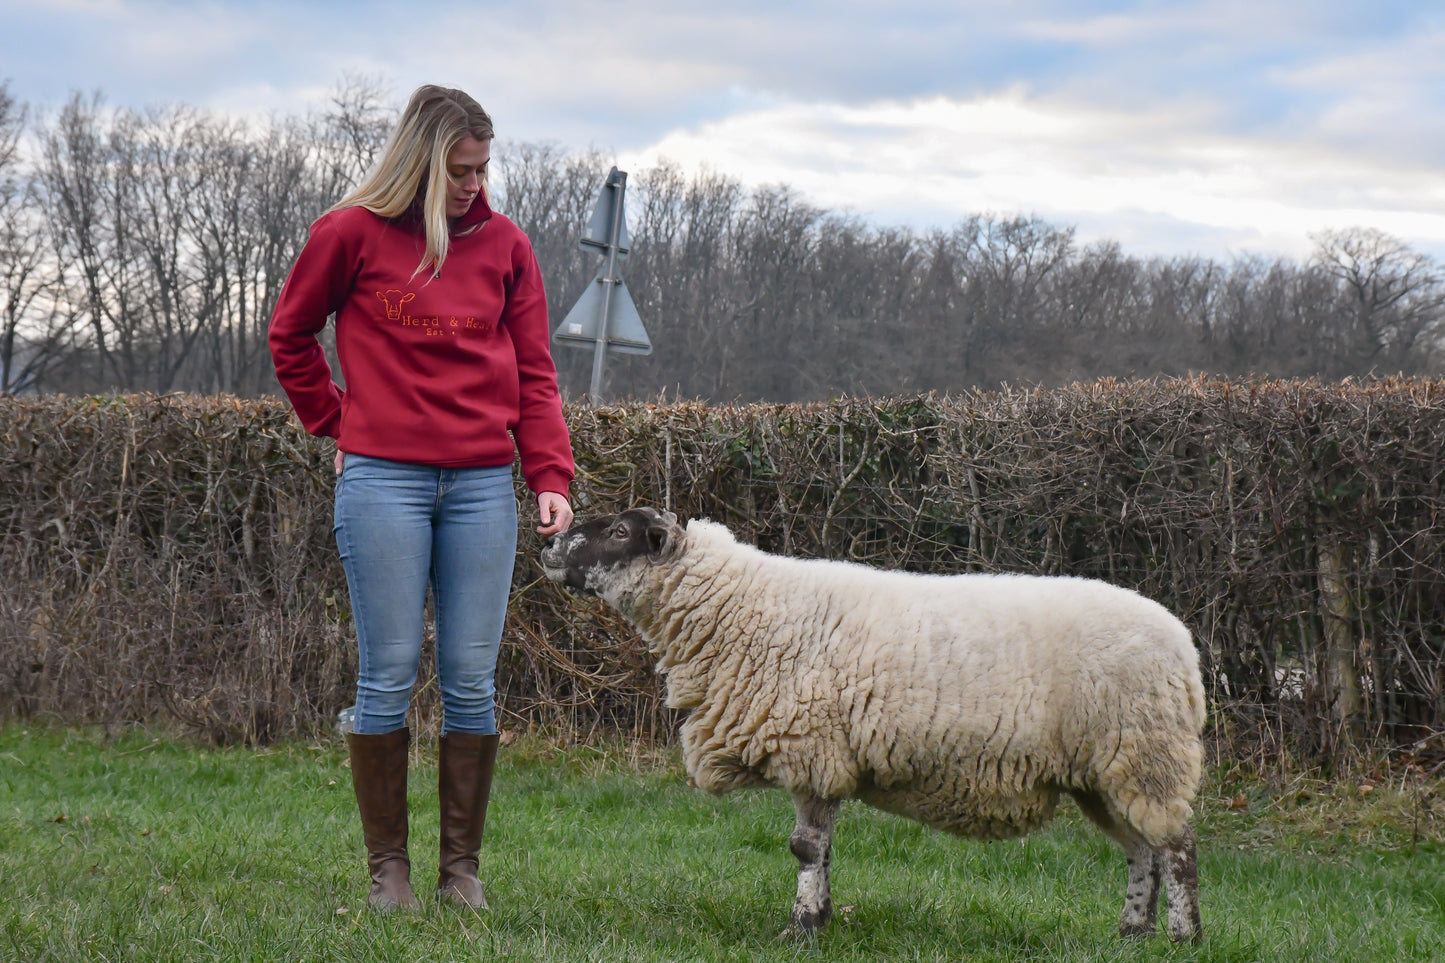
[1318,541,1363,749]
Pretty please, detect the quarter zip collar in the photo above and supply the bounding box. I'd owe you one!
[397,192,495,235]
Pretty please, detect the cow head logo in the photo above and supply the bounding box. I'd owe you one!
[376,289,416,321]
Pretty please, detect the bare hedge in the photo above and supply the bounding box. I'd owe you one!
[3,380,1443,771]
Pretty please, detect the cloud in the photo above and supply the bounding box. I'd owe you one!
[1265,23,1445,161]
[621,88,1445,260]
[1014,10,1182,45]
[4,0,1442,262]
[1010,0,1387,52]
[7,0,127,12]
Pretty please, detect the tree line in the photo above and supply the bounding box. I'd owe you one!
[3,78,1443,402]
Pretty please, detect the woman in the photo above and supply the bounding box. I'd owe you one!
[268,84,574,911]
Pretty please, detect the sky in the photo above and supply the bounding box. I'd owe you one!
[3,0,1443,263]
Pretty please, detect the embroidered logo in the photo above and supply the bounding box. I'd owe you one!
[373,287,485,337]
[375,289,416,320]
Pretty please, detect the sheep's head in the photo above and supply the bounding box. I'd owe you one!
[540,505,684,601]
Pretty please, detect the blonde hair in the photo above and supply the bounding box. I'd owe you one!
[332,84,493,278]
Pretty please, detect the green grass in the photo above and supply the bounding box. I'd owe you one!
[1,726,1442,962]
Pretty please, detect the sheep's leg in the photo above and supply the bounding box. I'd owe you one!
[1068,789,1160,938]
[1119,840,1162,937]
[1161,826,1202,943]
[782,792,839,937]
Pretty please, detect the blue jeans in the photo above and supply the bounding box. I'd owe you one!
[333,455,518,736]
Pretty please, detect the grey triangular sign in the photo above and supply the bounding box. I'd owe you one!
[553,276,652,355]
[580,168,630,257]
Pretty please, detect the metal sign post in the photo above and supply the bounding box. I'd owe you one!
[552,167,651,402]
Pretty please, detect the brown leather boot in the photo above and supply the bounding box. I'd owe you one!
[436,731,500,908]
[347,728,421,910]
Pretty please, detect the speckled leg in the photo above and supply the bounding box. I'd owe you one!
[1119,840,1162,937]
[782,793,839,937]
[1162,827,1202,943]
[1069,789,1160,938]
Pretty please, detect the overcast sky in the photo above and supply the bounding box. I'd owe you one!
[4,0,1443,263]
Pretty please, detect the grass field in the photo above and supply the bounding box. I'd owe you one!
[1,726,1442,962]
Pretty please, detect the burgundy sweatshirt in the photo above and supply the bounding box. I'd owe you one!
[268,196,574,498]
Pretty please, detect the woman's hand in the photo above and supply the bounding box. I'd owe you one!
[334,449,345,475]
[535,491,573,536]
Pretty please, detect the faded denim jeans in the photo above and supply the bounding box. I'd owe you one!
[333,454,518,736]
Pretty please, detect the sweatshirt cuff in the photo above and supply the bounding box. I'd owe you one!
[528,470,572,501]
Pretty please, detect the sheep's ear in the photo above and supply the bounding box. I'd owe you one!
[661,510,678,527]
[646,521,673,559]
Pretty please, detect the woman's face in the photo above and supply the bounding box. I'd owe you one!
[445,135,490,219]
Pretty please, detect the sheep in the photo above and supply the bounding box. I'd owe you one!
[540,506,1206,943]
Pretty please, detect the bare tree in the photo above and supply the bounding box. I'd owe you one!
[1311,228,1445,375]
[11,82,1445,400]
[124,105,214,391]
[313,74,394,201]
[622,162,746,398]
[491,142,620,397]
[951,215,1075,384]
[30,83,380,394]
[188,115,325,394]
[720,185,825,398]
[0,81,75,393]
[37,92,127,387]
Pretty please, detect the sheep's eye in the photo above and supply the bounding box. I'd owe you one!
[611,525,629,538]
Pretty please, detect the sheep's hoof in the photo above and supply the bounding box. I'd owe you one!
[1169,926,1203,945]
[1119,921,1155,940]
[779,906,831,940]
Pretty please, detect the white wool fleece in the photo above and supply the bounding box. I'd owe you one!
[620,519,1207,849]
